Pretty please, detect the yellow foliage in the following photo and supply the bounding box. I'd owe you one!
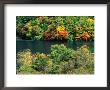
[56,25,65,32]
[47,59,53,67]
[87,18,94,23]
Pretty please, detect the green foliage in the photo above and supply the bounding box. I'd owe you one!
[16,16,36,25]
[16,16,94,41]
[50,44,76,63]
[73,46,94,74]
[17,65,36,74]
[16,44,94,74]
[16,16,94,74]
[32,53,48,71]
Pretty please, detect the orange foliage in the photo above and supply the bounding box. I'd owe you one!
[81,32,90,41]
[58,30,68,38]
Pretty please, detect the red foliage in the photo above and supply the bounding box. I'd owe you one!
[44,31,53,40]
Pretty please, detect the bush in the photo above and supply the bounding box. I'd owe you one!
[16,16,94,41]
[32,53,48,71]
[17,49,32,66]
[17,65,36,74]
[16,49,36,74]
[74,45,94,74]
[16,44,94,74]
[50,44,76,63]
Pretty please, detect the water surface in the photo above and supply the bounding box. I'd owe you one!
[16,40,94,54]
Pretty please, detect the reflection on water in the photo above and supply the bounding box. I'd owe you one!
[16,40,94,54]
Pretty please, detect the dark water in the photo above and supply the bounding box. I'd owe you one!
[16,40,94,54]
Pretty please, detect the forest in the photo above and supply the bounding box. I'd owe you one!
[16,16,94,74]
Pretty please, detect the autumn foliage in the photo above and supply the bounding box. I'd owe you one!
[16,16,94,41]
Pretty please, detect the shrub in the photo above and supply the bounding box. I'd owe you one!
[16,44,94,74]
[32,53,49,71]
[50,44,76,63]
[16,16,94,41]
[16,49,35,74]
[73,45,94,74]
[17,49,32,66]
[17,65,36,74]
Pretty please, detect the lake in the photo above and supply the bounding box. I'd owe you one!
[16,40,94,54]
